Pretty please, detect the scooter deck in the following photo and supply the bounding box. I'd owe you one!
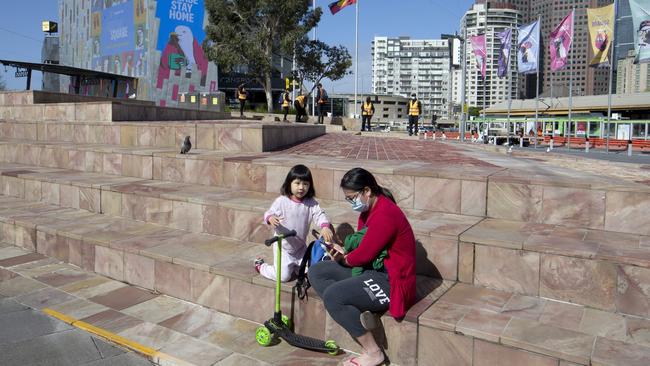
[264,319,335,353]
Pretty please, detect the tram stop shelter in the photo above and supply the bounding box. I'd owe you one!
[0,59,138,98]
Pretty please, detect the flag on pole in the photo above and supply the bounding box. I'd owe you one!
[630,0,650,64]
[549,10,574,72]
[469,34,487,80]
[497,28,512,78]
[587,4,615,67]
[517,20,540,74]
[328,0,357,15]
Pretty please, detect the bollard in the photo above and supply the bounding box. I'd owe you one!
[550,138,554,150]
[628,141,633,157]
[585,139,590,153]
[432,133,436,141]
[424,132,428,140]
[519,137,523,148]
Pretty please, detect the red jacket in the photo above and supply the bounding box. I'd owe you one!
[345,195,417,319]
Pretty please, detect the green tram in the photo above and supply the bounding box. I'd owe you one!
[472,116,649,144]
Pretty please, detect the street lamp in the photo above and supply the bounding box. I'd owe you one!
[441,32,466,141]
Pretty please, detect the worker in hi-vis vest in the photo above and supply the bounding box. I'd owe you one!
[361,96,375,132]
[407,93,422,136]
[294,92,307,123]
[281,89,291,122]
[237,83,248,118]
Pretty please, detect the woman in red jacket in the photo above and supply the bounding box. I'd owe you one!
[308,168,417,366]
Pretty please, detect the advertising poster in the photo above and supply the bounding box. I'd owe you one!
[155,0,209,89]
[630,0,650,64]
[549,10,574,72]
[587,4,614,67]
[517,20,540,74]
[469,34,487,80]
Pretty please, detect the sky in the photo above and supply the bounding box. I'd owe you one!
[0,0,475,93]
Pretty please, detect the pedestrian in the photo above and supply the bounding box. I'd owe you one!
[361,96,375,132]
[237,83,248,117]
[281,89,292,122]
[256,164,334,282]
[294,92,307,122]
[308,167,417,366]
[407,93,421,136]
[316,83,328,124]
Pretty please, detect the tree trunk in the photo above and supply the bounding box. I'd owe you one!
[264,72,273,113]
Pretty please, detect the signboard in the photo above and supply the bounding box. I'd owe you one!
[100,1,134,56]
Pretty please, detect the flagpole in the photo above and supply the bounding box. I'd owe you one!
[568,8,575,150]
[534,14,540,149]
[483,4,488,142]
[354,0,359,120]
[507,28,512,146]
[460,19,467,143]
[312,0,316,117]
[606,0,618,153]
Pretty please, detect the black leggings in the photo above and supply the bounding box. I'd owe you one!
[239,99,246,115]
[309,261,390,338]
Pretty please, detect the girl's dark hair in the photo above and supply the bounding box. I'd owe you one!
[340,168,396,203]
[281,164,316,198]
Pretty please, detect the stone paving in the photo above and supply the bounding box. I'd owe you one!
[0,243,346,366]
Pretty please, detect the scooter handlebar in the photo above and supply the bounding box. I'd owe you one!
[264,230,297,246]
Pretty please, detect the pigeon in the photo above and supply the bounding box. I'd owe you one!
[180,136,192,154]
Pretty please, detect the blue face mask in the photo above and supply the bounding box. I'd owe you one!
[351,195,369,213]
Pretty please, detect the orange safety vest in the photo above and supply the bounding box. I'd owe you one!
[409,100,420,116]
[362,102,374,116]
[282,93,290,108]
[296,95,306,107]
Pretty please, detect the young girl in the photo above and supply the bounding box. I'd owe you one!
[256,164,334,282]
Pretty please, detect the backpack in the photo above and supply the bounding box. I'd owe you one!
[294,236,331,300]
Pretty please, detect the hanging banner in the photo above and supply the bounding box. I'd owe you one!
[497,28,512,78]
[469,34,487,80]
[630,0,650,64]
[549,10,574,72]
[587,4,615,67]
[517,20,540,74]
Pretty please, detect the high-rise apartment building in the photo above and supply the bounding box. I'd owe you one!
[459,3,521,112]
[371,37,450,118]
[474,0,611,99]
[617,50,650,94]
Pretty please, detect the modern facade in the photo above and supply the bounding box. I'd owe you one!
[330,94,411,124]
[460,3,521,112]
[371,37,450,118]
[617,49,650,94]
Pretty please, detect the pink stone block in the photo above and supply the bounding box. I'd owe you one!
[461,180,487,216]
[85,151,103,173]
[73,125,89,144]
[475,245,540,296]
[68,150,86,171]
[195,125,215,150]
[37,232,69,262]
[154,126,175,147]
[161,157,184,183]
[458,242,474,283]
[540,254,616,311]
[41,182,60,205]
[79,188,100,212]
[137,126,154,147]
[418,328,472,366]
[120,126,137,147]
[102,153,122,175]
[417,236,458,280]
[104,126,121,145]
[185,159,221,186]
[69,239,95,272]
[155,260,191,301]
[124,253,155,290]
[171,201,203,232]
[487,182,543,222]
[15,226,37,251]
[265,165,289,194]
[376,173,414,209]
[216,126,242,151]
[542,186,605,229]
[24,180,41,202]
[223,162,266,192]
[414,177,461,214]
[605,191,650,236]
[94,246,124,281]
[616,265,650,318]
[60,185,80,209]
[203,205,266,242]
[456,308,511,342]
[474,339,558,366]
[190,269,229,312]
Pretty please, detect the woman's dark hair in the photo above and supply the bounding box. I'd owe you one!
[340,168,395,203]
[281,164,316,198]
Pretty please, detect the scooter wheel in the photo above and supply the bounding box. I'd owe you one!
[325,339,339,355]
[256,326,272,346]
[281,314,292,329]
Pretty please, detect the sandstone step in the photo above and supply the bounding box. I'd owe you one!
[0,162,483,282]
[0,119,325,152]
[0,101,230,122]
[419,282,650,366]
[0,194,451,366]
[0,90,156,106]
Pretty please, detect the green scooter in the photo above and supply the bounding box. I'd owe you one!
[255,230,339,355]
